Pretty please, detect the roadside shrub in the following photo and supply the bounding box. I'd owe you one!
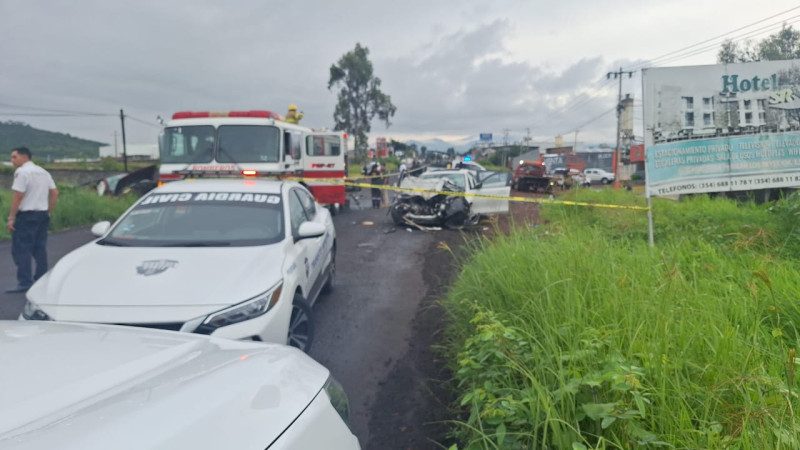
[442,190,800,448]
[0,185,137,240]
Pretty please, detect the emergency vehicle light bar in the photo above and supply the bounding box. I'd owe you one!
[171,110,281,120]
[166,169,292,179]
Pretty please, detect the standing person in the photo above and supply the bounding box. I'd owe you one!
[370,164,383,209]
[397,161,408,186]
[284,104,304,124]
[6,147,58,293]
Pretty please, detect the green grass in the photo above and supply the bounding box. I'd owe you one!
[442,189,800,449]
[0,186,138,240]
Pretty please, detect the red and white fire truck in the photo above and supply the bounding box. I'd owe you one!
[158,110,347,211]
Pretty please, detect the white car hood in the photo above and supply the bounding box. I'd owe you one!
[400,177,459,199]
[29,241,285,308]
[0,321,331,449]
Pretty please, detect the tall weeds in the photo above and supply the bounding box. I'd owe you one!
[443,190,800,448]
[0,186,136,240]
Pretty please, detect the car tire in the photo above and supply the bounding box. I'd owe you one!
[288,295,314,353]
[390,203,407,226]
[321,246,336,295]
[601,178,609,184]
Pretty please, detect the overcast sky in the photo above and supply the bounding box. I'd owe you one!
[2,0,800,150]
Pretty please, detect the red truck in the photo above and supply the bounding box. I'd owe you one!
[512,162,553,193]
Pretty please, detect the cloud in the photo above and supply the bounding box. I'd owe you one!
[0,0,663,146]
[374,21,618,144]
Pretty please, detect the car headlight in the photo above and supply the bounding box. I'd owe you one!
[195,281,283,335]
[22,300,52,321]
[323,376,351,426]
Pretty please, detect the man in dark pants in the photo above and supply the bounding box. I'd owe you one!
[6,147,58,293]
[369,164,384,209]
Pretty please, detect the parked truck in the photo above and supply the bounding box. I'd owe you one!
[511,161,552,193]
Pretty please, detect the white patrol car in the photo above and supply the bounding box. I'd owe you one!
[21,178,336,352]
[0,321,359,449]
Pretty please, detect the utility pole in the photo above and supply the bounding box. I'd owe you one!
[607,67,634,189]
[119,109,128,172]
[503,128,511,168]
[573,130,579,152]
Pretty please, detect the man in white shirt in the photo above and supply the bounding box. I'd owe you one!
[397,162,408,186]
[6,147,59,293]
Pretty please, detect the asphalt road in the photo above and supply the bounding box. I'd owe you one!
[0,191,459,449]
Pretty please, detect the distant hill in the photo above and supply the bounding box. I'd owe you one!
[0,121,107,160]
[405,139,473,154]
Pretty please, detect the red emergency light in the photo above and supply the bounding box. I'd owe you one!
[171,110,281,120]
[242,170,258,177]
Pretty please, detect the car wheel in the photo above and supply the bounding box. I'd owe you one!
[288,295,314,353]
[601,178,609,184]
[390,203,407,226]
[321,246,336,295]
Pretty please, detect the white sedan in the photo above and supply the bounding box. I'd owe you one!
[413,169,511,214]
[0,320,359,449]
[21,178,335,352]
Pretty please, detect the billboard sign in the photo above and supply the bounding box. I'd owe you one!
[479,133,493,141]
[643,60,800,197]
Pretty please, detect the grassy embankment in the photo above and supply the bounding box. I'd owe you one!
[443,188,800,448]
[0,186,137,240]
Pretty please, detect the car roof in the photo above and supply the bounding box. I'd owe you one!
[154,178,286,194]
[0,321,328,449]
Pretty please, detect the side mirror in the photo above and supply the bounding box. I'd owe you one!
[91,221,111,237]
[296,221,325,241]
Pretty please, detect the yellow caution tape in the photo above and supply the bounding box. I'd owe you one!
[288,176,650,211]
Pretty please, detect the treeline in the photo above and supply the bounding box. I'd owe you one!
[0,121,106,160]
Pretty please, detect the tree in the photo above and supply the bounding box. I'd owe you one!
[446,147,456,160]
[758,24,800,60]
[420,146,427,160]
[328,43,397,155]
[717,24,800,63]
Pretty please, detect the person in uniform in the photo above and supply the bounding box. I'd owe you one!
[370,163,383,209]
[6,147,58,293]
[284,104,304,124]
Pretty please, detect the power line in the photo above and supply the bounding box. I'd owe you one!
[0,112,109,117]
[525,77,616,132]
[125,115,161,128]
[627,5,800,70]
[627,10,800,70]
[0,102,114,117]
[647,15,800,68]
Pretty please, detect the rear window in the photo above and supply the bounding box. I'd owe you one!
[100,192,284,247]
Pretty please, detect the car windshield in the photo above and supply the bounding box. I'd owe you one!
[420,172,466,189]
[217,125,281,163]
[160,126,215,164]
[100,192,284,247]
